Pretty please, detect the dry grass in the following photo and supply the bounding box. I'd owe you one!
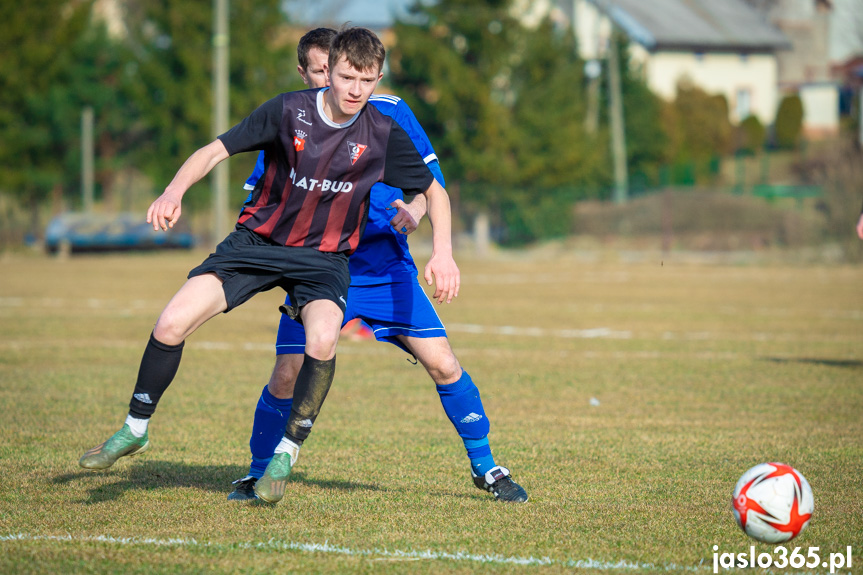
[1,249,861,574]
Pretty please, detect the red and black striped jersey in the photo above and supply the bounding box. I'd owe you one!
[218,88,434,254]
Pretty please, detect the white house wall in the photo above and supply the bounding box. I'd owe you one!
[644,51,779,125]
[575,0,613,60]
[798,84,840,137]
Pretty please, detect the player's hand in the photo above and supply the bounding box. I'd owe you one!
[424,252,460,304]
[147,190,183,231]
[388,199,420,235]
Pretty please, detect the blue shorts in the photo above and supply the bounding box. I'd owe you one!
[275,280,447,355]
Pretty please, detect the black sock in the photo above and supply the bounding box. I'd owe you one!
[285,354,336,444]
[128,332,184,419]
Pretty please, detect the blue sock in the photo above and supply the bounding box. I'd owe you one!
[248,385,293,479]
[464,438,496,477]
[436,370,496,476]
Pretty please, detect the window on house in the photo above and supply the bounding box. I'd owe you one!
[736,88,752,121]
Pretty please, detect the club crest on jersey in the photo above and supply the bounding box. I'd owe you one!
[294,130,307,152]
[347,141,368,165]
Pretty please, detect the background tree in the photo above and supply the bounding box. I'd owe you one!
[48,25,148,212]
[0,0,296,232]
[389,0,520,188]
[773,94,804,149]
[736,115,767,155]
[390,0,611,244]
[614,37,670,193]
[497,17,609,243]
[0,0,92,231]
[120,0,296,209]
[661,79,733,184]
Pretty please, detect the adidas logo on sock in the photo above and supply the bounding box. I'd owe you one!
[298,418,313,428]
[133,393,153,404]
[460,412,483,424]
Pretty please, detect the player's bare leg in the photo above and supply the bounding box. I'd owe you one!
[268,355,303,398]
[80,274,228,470]
[152,273,228,345]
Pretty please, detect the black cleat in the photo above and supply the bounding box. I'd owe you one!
[472,466,528,503]
[227,476,259,502]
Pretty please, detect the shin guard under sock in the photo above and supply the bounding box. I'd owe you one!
[284,354,336,444]
[128,333,184,419]
[436,370,496,475]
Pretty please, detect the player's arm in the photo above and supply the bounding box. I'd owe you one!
[149,94,284,232]
[384,99,444,235]
[422,178,460,304]
[148,140,229,231]
[857,196,863,240]
[388,163,439,234]
[384,121,459,303]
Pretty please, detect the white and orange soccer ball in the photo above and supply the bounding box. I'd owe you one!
[732,462,814,543]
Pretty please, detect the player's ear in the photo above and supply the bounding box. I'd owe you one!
[298,65,308,85]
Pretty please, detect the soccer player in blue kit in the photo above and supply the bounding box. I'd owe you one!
[228,28,528,504]
[78,28,461,504]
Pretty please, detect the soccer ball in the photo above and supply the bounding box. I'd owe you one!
[732,462,814,543]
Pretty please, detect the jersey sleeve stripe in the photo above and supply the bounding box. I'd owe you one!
[370,94,401,104]
[423,153,438,165]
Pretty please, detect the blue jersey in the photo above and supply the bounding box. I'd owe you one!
[243,93,445,285]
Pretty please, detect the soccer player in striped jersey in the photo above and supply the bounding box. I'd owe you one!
[227,28,527,504]
[78,28,460,504]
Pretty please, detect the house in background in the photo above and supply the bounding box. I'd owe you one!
[570,0,791,126]
[752,0,839,138]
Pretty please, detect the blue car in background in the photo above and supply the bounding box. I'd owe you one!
[45,212,197,253]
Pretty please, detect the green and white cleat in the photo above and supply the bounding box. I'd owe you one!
[79,424,150,470]
[254,452,293,504]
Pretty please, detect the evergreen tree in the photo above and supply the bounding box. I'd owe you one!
[0,0,92,222]
[661,79,733,184]
[389,0,610,243]
[615,37,669,191]
[389,0,519,189]
[774,94,803,149]
[120,0,296,208]
[0,0,296,227]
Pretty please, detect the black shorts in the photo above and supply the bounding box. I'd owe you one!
[188,225,349,314]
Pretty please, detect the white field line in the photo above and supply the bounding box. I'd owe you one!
[3,295,861,320]
[1,296,858,344]
[447,323,632,339]
[0,337,746,360]
[0,533,711,572]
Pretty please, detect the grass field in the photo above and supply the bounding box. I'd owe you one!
[1,247,861,574]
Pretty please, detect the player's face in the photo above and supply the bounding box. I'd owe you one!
[326,56,382,123]
[298,47,329,89]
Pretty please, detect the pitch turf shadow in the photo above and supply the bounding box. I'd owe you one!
[289,472,386,494]
[53,460,248,504]
[53,461,385,504]
[760,356,863,368]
